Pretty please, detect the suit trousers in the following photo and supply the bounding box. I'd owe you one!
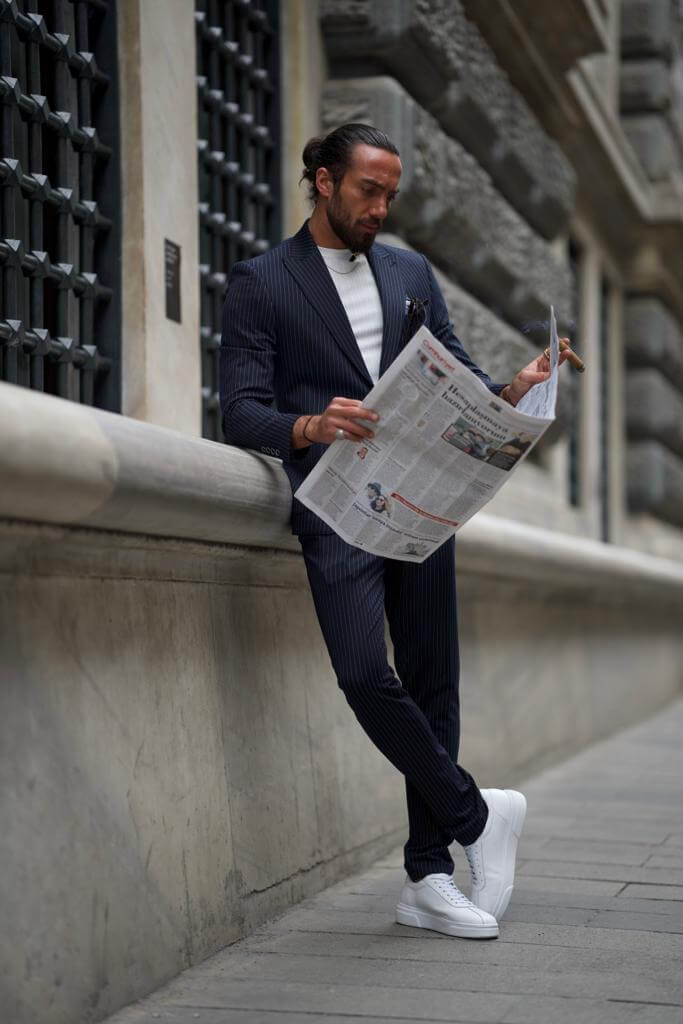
[299,532,488,881]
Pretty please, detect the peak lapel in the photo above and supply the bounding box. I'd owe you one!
[283,225,374,387]
[368,246,405,377]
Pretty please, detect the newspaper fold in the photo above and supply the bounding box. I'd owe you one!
[295,308,560,562]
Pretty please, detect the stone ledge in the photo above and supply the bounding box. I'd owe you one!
[3,382,682,606]
[0,380,296,553]
[621,112,683,181]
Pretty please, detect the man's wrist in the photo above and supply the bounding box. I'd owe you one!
[501,384,516,406]
[292,414,317,449]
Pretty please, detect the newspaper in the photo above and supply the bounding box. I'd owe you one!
[295,308,560,563]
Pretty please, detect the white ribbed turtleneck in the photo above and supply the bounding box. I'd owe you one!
[318,246,383,383]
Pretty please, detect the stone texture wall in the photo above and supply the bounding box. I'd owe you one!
[619,3,683,528]
[3,513,682,1024]
[319,0,683,531]
[320,0,576,448]
[620,0,683,182]
[321,0,575,238]
[625,297,683,525]
[0,524,406,1024]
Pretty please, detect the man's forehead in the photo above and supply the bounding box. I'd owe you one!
[349,143,402,182]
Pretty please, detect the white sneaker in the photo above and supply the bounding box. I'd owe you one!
[464,788,527,920]
[395,873,499,939]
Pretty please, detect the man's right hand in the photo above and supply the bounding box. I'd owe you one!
[293,397,379,449]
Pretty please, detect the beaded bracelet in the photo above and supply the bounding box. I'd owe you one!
[302,415,315,442]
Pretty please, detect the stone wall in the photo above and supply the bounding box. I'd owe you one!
[623,292,683,528]
[619,3,683,528]
[2,381,682,1023]
[620,0,683,182]
[321,0,576,238]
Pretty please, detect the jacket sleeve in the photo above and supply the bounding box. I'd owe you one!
[423,256,506,397]
[219,260,301,463]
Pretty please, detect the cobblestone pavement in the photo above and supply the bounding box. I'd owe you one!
[106,699,683,1024]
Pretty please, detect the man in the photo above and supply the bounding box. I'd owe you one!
[221,123,570,940]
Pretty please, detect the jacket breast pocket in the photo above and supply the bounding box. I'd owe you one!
[403,297,429,344]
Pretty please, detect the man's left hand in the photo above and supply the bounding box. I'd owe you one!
[502,338,573,407]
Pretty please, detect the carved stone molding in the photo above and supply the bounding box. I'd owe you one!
[627,440,683,527]
[626,367,683,457]
[323,77,573,333]
[320,0,576,239]
[624,295,683,393]
[620,0,683,182]
[624,294,683,525]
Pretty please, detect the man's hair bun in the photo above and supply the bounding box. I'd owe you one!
[302,136,324,172]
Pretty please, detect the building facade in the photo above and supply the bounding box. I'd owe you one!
[1,2,682,1022]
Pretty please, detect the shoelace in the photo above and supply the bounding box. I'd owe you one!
[430,876,476,908]
[464,844,483,888]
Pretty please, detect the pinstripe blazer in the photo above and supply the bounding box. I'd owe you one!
[220,221,505,536]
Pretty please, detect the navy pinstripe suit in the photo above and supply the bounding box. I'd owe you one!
[220,222,504,879]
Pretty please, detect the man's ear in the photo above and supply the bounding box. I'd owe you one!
[315,166,334,199]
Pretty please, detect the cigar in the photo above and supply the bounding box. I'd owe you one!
[544,338,585,372]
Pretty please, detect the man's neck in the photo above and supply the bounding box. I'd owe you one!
[307,207,346,249]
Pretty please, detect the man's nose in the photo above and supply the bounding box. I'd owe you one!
[369,196,388,219]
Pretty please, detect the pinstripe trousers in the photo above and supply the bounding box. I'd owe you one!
[299,532,488,881]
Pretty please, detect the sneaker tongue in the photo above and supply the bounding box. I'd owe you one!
[430,873,452,880]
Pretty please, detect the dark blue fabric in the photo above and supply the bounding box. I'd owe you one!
[220,221,505,536]
[220,221,494,878]
[300,533,488,879]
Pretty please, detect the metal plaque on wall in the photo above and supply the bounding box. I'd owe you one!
[165,239,182,323]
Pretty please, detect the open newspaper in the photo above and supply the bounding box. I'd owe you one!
[295,309,560,563]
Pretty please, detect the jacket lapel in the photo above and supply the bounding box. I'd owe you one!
[367,244,406,377]
[283,223,374,387]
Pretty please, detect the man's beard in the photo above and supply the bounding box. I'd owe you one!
[326,190,379,253]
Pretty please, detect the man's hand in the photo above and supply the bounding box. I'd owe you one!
[501,337,574,407]
[293,397,379,449]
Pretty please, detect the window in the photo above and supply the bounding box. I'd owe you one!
[0,0,120,409]
[196,0,281,441]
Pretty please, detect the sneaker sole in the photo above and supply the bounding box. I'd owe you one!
[396,903,499,939]
[491,789,527,920]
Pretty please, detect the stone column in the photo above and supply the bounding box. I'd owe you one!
[118,0,201,435]
[577,244,603,539]
[280,0,326,237]
[607,283,625,544]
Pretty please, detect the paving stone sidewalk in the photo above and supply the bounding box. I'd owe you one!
[106,699,683,1024]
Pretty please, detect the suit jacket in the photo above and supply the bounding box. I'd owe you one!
[220,221,505,536]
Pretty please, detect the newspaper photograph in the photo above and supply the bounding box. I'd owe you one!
[295,309,561,563]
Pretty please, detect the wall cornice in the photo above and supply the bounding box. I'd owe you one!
[2,382,682,604]
[463,0,683,319]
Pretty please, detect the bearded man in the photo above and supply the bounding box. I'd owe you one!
[221,123,569,939]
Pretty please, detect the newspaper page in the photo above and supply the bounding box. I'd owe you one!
[295,308,560,563]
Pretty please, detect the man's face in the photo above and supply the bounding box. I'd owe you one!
[323,143,401,252]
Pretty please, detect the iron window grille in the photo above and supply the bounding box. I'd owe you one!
[0,0,120,410]
[196,0,280,441]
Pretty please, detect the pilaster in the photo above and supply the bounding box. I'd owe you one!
[118,0,201,434]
